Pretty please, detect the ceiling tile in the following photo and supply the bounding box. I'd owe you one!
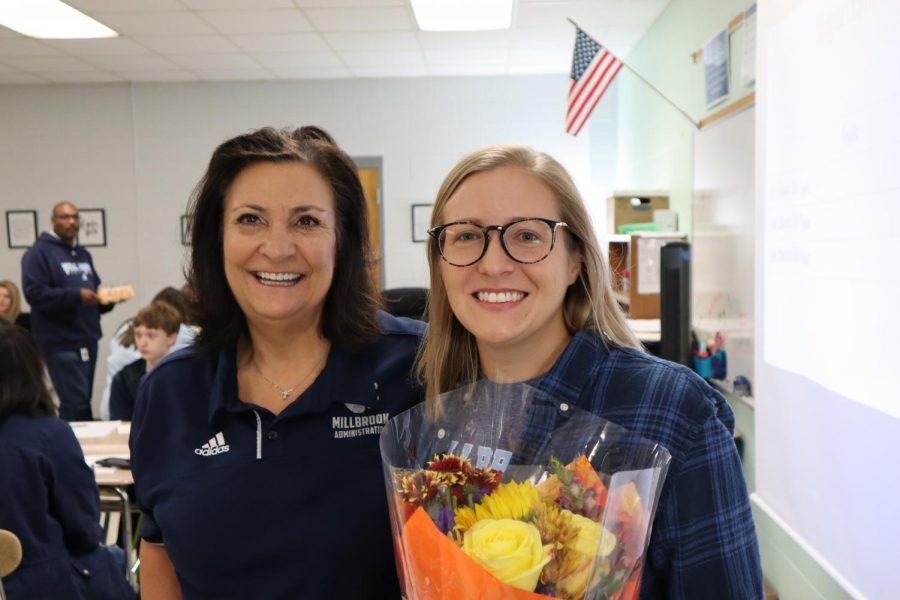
[303,7,413,32]
[195,68,275,81]
[268,66,353,79]
[0,38,63,57]
[92,12,217,36]
[508,47,571,73]
[323,31,419,51]
[339,49,425,68]
[294,0,403,6]
[0,71,47,84]
[424,48,509,65]
[510,29,571,48]
[517,1,668,32]
[113,69,198,81]
[168,53,261,70]
[41,71,124,83]
[2,55,98,72]
[229,33,329,53]
[65,0,184,12]
[42,37,153,56]
[417,31,512,49]
[83,54,180,71]
[428,63,507,76]
[0,1,668,83]
[198,10,314,34]
[181,0,294,9]
[134,35,241,55]
[350,64,428,78]
[252,52,343,69]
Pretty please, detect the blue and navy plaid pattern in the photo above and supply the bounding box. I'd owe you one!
[532,332,764,599]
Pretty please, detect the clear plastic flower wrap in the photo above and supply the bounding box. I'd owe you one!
[380,380,672,600]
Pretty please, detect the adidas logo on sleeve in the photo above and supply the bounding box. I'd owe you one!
[194,432,230,456]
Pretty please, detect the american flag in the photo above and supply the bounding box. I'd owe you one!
[566,27,623,136]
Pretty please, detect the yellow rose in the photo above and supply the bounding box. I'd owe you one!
[556,511,618,598]
[566,512,617,558]
[462,518,552,591]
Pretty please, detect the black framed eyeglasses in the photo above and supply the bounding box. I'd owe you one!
[428,218,568,267]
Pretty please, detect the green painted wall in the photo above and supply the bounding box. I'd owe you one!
[606,0,849,597]
[596,0,754,234]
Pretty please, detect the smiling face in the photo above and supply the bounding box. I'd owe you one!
[438,166,581,361]
[222,161,337,333]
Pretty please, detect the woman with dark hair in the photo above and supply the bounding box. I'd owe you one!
[0,320,135,600]
[130,126,423,599]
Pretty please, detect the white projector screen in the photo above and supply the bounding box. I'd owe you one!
[756,0,900,598]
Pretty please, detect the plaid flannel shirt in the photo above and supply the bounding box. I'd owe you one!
[530,331,764,600]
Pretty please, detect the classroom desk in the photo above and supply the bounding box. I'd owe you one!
[71,421,137,590]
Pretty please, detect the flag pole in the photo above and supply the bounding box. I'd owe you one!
[567,18,700,129]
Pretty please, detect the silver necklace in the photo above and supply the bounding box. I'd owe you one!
[252,351,327,401]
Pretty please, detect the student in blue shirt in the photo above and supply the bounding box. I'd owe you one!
[416,145,764,599]
[0,319,135,600]
[109,301,182,421]
[130,126,424,599]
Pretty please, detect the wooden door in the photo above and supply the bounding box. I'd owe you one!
[356,167,382,291]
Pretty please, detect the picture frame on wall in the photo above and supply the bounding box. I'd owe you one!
[6,209,38,249]
[181,215,192,246]
[78,208,106,247]
[411,204,433,243]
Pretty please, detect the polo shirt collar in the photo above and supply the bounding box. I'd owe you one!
[206,343,375,424]
[533,330,610,410]
[208,348,239,424]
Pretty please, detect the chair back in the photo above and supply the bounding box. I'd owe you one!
[382,287,428,321]
[0,529,23,600]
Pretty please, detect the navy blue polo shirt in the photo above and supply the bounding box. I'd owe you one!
[130,312,424,600]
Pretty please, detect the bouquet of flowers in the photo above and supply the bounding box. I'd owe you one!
[380,381,671,600]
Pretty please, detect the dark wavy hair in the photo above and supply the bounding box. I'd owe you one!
[0,319,55,422]
[186,126,381,352]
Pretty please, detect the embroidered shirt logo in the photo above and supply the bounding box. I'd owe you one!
[332,411,389,439]
[194,432,230,456]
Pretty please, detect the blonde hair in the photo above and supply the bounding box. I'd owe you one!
[416,145,641,408]
[0,280,22,321]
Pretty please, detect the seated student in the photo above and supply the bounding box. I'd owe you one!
[100,286,197,420]
[0,279,30,331]
[0,319,136,600]
[109,302,181,422]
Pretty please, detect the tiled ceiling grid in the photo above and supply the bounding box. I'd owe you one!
[0,0,668,84]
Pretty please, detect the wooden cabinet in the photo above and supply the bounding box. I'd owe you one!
[608,232,687,319]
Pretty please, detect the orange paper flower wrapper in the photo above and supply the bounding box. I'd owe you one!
[401,507,548,600]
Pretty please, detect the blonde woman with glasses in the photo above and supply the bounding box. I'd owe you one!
[417,145,763,600]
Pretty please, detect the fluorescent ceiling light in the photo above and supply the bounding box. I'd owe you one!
[0,0,117,39]
[411,0,516,32]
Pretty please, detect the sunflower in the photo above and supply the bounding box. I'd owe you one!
[454,480,540,534]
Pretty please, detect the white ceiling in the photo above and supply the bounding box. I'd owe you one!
[0,0,669,85]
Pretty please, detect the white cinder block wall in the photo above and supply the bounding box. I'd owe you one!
[0,74,609,414]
